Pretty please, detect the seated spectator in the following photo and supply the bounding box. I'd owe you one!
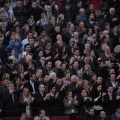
[111,106,120,120]
[34,109,50,120]
[98,111,107,120]
[20,113,29,120]
[84,107,98,120]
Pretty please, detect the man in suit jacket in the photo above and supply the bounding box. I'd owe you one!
[105,73,118,92]
[34,84,50,116]
[111,106,120,120]
[24,73,39,95]
[103,86,116,115]
[3,83,19,117]
[100,45,114,62]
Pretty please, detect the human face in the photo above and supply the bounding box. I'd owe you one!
[81,90,87,97]
[61,64,66,71]
[40,110,45,117]
[56,34,62,41]
[20,115,26,120]
[36,70,42,77]
[67,92,72,99]
[47,62,52,69]
[17,1,22,7]
[117,108,120,114]
[66,73,70,79]
[107,87,113,93]
[39,85,45,93]
[74,32,79,39]
[110,74,115,81]
[74,50,79,56]
[70,38,75,45]
[55,26,60,33]
[44,75,50,82]
[25,45,31,52]
[88,109,94,116]
[47,6,52,13]
[28,38,34,45]
[32,2,37,8]
[38,51,43,57]
[97,77,103,84]
[97,85,102,92]
[8,83,14,91]
[73,62,79,69]
[69,24,74,32]
[100,111,106,119]
[30,74,36,81]
[23,88,29,96]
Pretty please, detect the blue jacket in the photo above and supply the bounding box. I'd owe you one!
[6,40,22,58]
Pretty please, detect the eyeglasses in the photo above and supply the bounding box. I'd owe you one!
[71,41,75,42]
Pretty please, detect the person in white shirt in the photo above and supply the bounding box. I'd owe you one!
[34,109,50,120]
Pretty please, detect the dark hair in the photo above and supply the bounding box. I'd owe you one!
[7,59,13,64]
[30,60,37,67]
[65,90,72,99]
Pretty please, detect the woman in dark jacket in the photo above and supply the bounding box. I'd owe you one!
[92,84,104,114]
[19,87,34,117]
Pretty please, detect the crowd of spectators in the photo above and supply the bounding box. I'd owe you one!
[0,0,120,120]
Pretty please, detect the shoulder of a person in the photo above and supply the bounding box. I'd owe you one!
[34,116,39,119]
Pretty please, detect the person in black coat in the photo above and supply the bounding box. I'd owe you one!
[34,84,50,116]
[13,0,27,27]
[103,86,117,115]
[2,83,19,117]
[83,107,99,120]
[24,73,39,96]
[28,1,43,22]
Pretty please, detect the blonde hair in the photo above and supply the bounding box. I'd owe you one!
[20,87,32,103]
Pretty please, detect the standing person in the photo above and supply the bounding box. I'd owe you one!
[3,83,19,117]
[103,86,116,115]
[34,84,50,116]
[13,0,27,27]
[63,91,79,120]
[19,87,34,116]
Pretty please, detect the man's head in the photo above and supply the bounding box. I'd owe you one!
[16,0,22,7]
[87,108,94,116]
[109,7,115,16]
[29,73,36,82]
[54,25,60,33]
[24,43,31,52]
[46,60,52,70]
[31,1,37,8]
[99,111,106,119]
[39,109,46,117]
[56,34,62,41]
[47,5,52,13]
[116,106,120,114]
[39,84,45,93]
[73,60,79,69]
[74,31,79,39]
